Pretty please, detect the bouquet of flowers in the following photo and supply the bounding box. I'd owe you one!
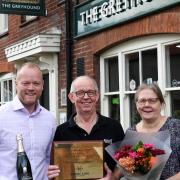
[106,130,172,180]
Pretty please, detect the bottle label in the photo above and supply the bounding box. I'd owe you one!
[20,167,33,180]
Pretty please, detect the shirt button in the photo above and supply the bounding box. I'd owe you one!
[84,134,87,136]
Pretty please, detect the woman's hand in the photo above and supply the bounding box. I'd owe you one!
[97,163,113,180]
[47,165,60,179]
[97,163,123,180]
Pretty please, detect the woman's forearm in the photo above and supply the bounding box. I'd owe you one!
[166,172,180,180]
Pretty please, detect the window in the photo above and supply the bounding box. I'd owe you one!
[166,43,180,88]
[100,34,180,130]
[125,48,158,125]
[170,91,180,119]
[165,43,180,119]
[0,14,8,34]
[108,94,120,121]
[101,56,120,121]
[125,48,157,91]
[142,49,158,83]
[105,56,119,92]
[0,74,15,106]
[2,79,13,103]
[129,94,140,126]
[125,52,139,91]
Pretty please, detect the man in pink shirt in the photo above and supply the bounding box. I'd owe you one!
[0,62,56,180]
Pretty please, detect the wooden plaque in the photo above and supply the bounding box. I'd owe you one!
[52,141,104,180]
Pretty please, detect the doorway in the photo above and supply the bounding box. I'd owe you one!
[40,73,49,110]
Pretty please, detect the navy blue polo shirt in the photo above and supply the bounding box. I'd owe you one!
[54,113,125,171]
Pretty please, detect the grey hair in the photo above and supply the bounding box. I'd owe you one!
[135,83,165,104]
[70,75,99,92]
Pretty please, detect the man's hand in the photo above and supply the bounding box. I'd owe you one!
[47,165,60,179]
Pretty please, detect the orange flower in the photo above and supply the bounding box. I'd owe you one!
[137,147,145,153]
[150,156,157,167]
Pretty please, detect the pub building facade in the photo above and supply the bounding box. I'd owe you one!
[0,0,179,130]
[73,0,180,130]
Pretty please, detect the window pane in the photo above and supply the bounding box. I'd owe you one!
[142,49,158,84]
[125,52,139,91]
[129,94,141,126]
[108,95,120,121]
[9,80,13,101]
[3,81,8,102]
[0,14,8,34]
[171,91,180,119]
[2,80,13,103]
[166,43,180,87]
[105,57,119,92]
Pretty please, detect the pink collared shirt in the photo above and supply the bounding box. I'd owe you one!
[0,96,56,180]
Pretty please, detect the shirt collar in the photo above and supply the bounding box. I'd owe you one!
[67,112,106,128]
[12,96,42,115]
[68,113,77,127]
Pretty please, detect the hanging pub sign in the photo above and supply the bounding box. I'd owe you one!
[74,0,180,38]
[0,0,46,16]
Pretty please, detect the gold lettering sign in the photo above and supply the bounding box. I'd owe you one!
[52,141,104,180]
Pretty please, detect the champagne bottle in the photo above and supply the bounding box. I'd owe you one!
[16,134,33,180]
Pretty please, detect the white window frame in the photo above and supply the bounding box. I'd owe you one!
[100,34,180,131]
[0,14,8,34]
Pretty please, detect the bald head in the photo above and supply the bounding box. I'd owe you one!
[16,62,43,82]
[70,76,99,93]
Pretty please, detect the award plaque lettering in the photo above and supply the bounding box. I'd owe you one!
[52,141,104,180]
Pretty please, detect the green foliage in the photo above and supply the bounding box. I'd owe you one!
[133,141,143,151]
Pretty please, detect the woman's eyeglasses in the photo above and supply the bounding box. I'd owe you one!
[137,98,159,105]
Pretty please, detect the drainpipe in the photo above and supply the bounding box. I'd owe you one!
[65,0,73,120]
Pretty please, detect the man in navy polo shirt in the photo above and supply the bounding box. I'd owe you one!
[48,75,124,179]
